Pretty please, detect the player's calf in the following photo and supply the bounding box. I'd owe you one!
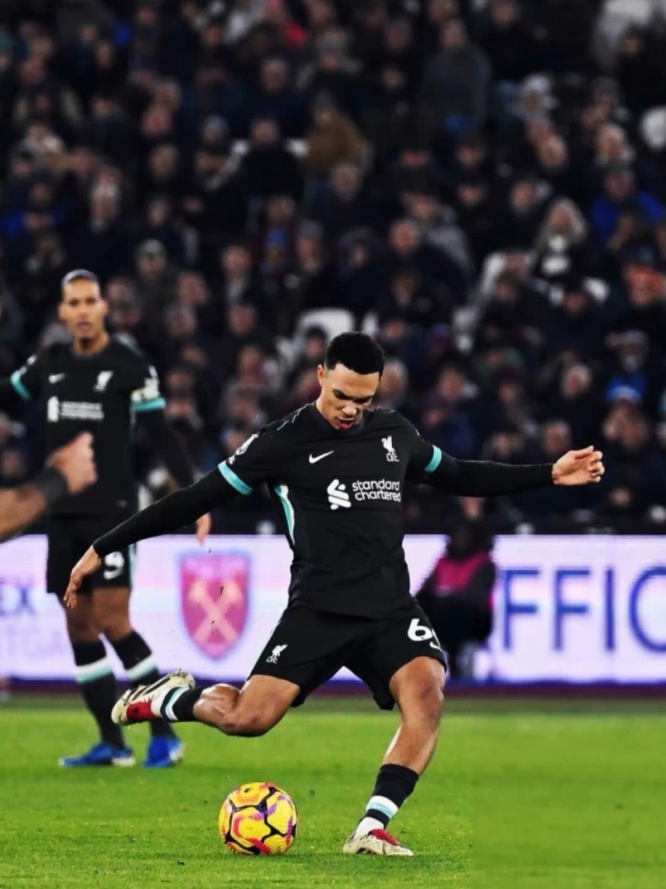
[192,683,288,737]
[112,671,297,738]
[387,657,446,772]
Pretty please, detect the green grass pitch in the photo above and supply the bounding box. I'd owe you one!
[0,695,663,888]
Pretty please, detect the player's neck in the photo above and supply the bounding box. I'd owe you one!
[314,396,332,426]
[72,330,110,356]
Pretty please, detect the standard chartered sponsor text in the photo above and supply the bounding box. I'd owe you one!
[351,479,401,502]
[48,398,104,422]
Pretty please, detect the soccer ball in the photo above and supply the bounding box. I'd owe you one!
[219,782,297,855]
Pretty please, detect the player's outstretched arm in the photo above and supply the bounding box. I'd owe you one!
[64,468,238,607]
[422,446,604,497]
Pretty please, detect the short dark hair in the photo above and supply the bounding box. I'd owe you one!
[325,332,385,377]
[61,269,100,292]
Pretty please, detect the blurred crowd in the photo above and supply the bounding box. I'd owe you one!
[2,0,666,529]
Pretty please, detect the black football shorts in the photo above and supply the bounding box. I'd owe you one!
[250,601,447,710]
[46,512,134,597]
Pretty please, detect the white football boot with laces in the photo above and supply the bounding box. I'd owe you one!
[343,828,414,856]
[112,670,195,725]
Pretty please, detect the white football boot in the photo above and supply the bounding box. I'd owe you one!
[343,828,414,856]
[112,670,195,725]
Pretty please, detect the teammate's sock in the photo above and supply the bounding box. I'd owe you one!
[110,631,176,738]
[159,687,205,723]
[355,764,419,837]
[73,641,125,748]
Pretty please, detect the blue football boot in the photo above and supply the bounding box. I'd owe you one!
[143,735,185,768]
[59,741,135,768]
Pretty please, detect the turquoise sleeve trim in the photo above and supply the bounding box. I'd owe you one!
[424,445,443,473]
[274,485,295,544]
[218,461,253,495]
[10,370,31,401]
[132,396,166,413]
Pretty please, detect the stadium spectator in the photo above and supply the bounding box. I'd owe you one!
[545,362,605,447]
[240,117,304,201]
[601,403,666,516]
[479,0,541,87]
[416,520,496,678]
[531,198,598,291]
[421,18,491,137]
[310,162,381,244]
[133,238,178,329]
[306,99,368,176]
[589,166,664,249]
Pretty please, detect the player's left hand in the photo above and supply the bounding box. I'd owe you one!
[64,546,101,609]
[552,446,604,486]
[196,512,212,544]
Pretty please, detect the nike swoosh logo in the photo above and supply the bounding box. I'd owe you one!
[309,451,334,464]
[49,374,65,383]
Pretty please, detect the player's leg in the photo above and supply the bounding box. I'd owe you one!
[175,674,299,735]
[93,578,184,768]
[48,522,133,767]
[110,604,304,737]
[112,671,299,735]
[58,596,134,765]
[112,606,354,737]
[344,608,446,855]
[383,656,445,772]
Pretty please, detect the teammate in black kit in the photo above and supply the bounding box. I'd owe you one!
[0,270,210,769]
[65,333,604,854]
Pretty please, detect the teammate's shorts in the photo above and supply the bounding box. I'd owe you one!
[46,512,133,597]
[250,601,447,710]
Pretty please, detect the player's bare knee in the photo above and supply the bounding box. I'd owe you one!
[66,624,99,644]
[94,589,131,641]
[64,607,97,643]
[96,602,131,640]
[98,614,132,641]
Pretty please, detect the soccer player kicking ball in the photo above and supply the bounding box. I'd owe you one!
[65,333,604,856]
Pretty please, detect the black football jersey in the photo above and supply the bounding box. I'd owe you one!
[219,405,441,618]
[92,401,551,618]
[10,337,166,516]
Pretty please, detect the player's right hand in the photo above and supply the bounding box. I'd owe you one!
[64,546,101,609]
[48,433,97,494]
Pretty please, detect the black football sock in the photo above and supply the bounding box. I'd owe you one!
[72,640,125,748]
[357,764,419,833]
[110,631,176,739]
[160,687,205,722]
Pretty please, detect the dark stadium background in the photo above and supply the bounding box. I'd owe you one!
[1,0,666,538]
